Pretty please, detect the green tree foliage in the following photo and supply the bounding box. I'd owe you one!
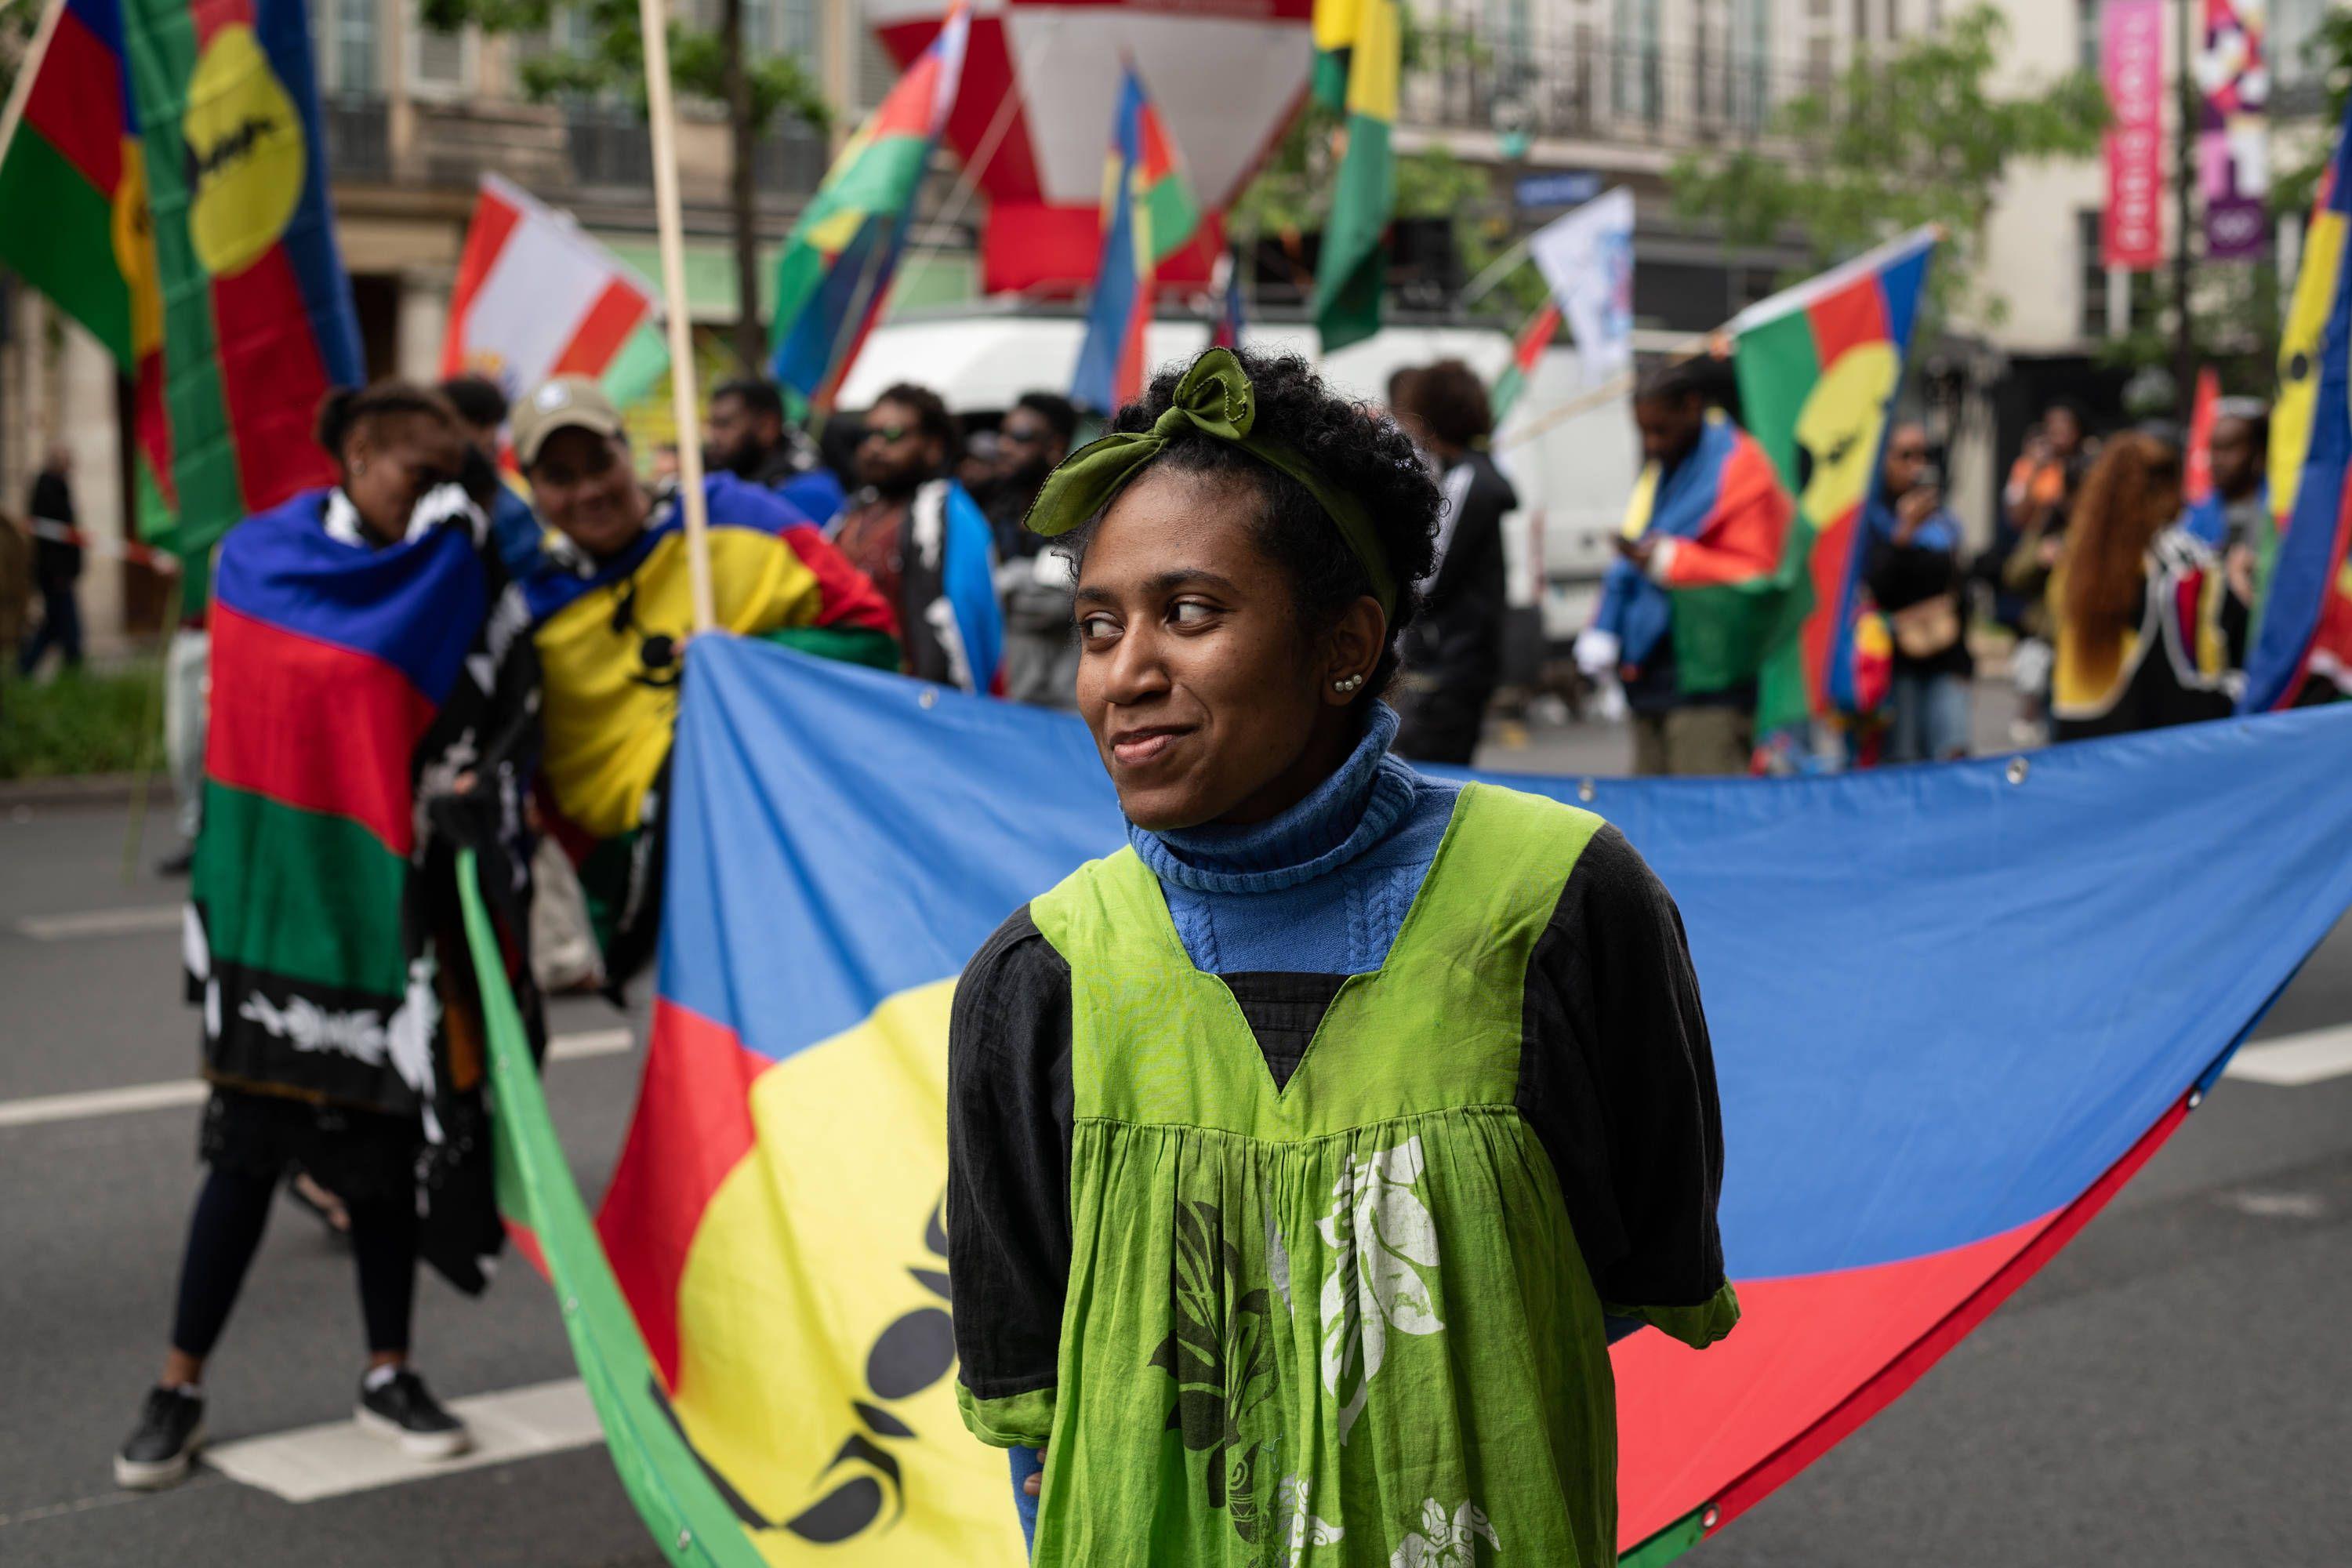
[1667,5,2108,325]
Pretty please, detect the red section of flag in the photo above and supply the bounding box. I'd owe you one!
[546,279,652,378]
[596,998,768,1392]
[204,601,437,855]
[2186,365,2220,504]
[212,243,339,513]
[442,183,524,378]
[1803,275,1889,365]
[24,5,125,192]
[780,523,902,637]
[1623,1094,2190,1549]
[1514,303,1561,375]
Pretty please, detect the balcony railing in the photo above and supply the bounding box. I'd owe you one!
[1403,38,1828,148]
[568,108,830,198]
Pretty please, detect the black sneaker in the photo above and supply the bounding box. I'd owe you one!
[354,1368,470,1460]
[114,1385,205,1490]
[155,846,194,877]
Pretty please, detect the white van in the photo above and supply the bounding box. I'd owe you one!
[837,299,1650,651]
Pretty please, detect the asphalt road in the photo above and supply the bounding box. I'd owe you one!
[2,715,2347,1567]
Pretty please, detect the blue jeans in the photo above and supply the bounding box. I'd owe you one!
[1888,669,1970,764]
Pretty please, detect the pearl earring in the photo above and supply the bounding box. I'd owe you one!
[1332,673,1365,694]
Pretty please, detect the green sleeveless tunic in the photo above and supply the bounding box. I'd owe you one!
[960,782,1736,1566]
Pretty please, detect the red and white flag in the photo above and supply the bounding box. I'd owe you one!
[441,175,659,401]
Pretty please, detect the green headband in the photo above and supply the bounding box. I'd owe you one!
[1021,347,1399,618]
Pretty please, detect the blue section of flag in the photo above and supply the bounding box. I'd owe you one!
[212,489,486,702]
[1071,68,1149,414]
[256,0,364,388]
[2241,97,2352,712]
[660,634,2352,1278]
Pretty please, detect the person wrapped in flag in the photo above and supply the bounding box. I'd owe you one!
[1577,358,1796,776]
[123,382,543,1490]
[509,376,900,987]
[948,347,1735,1564]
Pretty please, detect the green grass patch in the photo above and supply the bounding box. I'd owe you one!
[0,659,164,779]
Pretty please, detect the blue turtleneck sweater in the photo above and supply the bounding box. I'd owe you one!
[1128,704,1462,976]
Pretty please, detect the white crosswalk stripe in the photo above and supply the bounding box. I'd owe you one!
[2223,1024,2352,1087]
[0,1030,635,1130]
[205,1378,601,1502]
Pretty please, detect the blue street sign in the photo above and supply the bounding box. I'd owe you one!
[1515,171,1602,210]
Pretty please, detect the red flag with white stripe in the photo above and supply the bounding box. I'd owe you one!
[441,176,659,402]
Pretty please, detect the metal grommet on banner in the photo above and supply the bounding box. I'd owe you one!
[1577,779,1596,803]
[1701,1504,1722,1530]
[2188,1088,2205,1110]
[2005,756,2030,786]
[919,688,938,710]
[563,1296,579,1316]
[677,1528,693,1551]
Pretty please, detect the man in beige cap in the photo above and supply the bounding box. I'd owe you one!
[508,376,898,985]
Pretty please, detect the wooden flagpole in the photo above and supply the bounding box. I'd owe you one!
[637,0,717,634]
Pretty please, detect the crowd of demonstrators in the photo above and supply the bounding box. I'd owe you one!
[1864,422,1973,764]
[1388,359,1515,764]
[16,444,84,676]
[946,346,1733,1559]
[832,383,1005,691]
[118,382,539,1490]
[1580,358,1795,778]
[1990,402,2092,739]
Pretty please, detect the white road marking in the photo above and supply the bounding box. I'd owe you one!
[0,1030,634,1130]
[2223,1024,2352,1087]
[15,904,183,941]
[205,1377,601,1503]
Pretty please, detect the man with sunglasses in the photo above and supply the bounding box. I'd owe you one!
[833,382,1006,694]
[989,392,1082,708]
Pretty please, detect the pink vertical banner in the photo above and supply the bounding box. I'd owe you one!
[2103,0,2165,271]
[2198,0,2270,260]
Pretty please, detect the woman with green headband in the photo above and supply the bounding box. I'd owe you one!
[947,347,1737,1566]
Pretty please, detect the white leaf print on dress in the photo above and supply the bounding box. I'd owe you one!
[1388,1497,1499,1568]
[1279,1473,1343,1566]
[1316,1134,1445,1443]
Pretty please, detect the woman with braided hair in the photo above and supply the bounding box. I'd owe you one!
[946,347,1737,1565]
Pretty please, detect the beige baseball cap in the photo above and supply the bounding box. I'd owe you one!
[511,376,625,467]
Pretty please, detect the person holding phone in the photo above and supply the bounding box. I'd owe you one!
[1864,423,1973,763]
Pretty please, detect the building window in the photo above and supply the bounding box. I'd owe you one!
[2079,209,2111,339]
[2271,0,2324,86]
[2076,0,2100,75]
[307,0,376,93]
[409,1,473,98]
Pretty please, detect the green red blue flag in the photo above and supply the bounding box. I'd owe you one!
[114,0,363,607]
[770,1,968,406]
[1072,64,1199,412]
[1731,227,1936,731]
[488,637,2352,1565]
[2241,94,2352,711]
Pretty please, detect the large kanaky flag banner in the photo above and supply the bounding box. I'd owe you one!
[491,638,2352,1566]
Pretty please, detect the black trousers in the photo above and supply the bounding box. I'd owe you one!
[169,1165,418,1360]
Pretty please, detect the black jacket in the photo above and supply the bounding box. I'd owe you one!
[1402,451,1515,710]
[28,471,80,589]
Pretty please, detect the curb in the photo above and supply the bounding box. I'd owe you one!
[0,772,150,808]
